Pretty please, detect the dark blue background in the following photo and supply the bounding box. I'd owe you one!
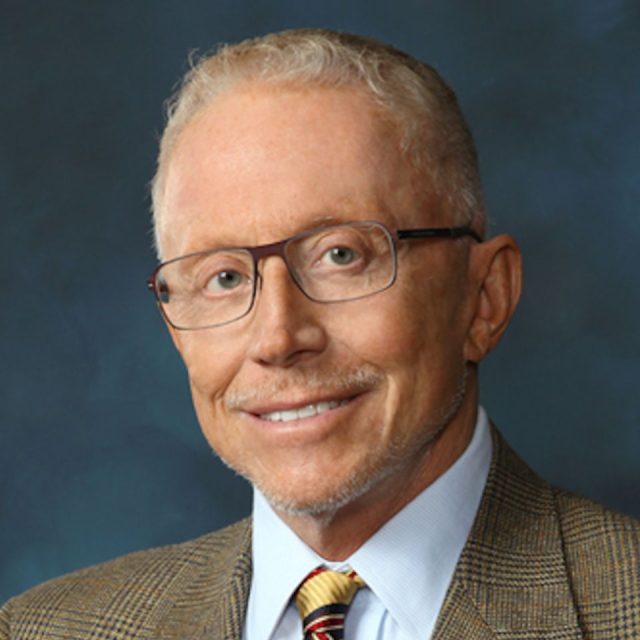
[2,0,638,601]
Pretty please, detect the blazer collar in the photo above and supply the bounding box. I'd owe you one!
[433,426,583,639]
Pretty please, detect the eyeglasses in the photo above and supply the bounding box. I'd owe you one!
[147,220,482,330]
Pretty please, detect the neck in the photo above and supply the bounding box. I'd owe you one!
[273,386,479,560]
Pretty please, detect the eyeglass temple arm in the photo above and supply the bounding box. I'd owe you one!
[397,226,482,243]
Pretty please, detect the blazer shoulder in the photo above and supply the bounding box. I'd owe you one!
[468,428,639,639]
[555,487,640,539]
[553,489,640,638]
[1,519,251,640]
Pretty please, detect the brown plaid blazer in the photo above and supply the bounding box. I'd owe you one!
[2,428,639,639]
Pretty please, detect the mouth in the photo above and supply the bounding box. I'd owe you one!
[259,398,351,422]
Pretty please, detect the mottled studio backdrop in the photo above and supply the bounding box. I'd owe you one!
[1,1,638,601]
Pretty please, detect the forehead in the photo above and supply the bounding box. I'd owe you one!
[159,84,428,258]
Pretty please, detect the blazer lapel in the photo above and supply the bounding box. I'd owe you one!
[433,427,584,639]
[432,580,497,639]
[149,519,252,640]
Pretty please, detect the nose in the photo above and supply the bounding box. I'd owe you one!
[247,257,327,367]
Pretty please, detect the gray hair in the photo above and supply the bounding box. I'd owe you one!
[151,28,486,257]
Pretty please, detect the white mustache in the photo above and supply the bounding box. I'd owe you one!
[224,365,384,411]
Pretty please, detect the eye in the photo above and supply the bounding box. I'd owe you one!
[205,270,245,293]
[323,245,359,266]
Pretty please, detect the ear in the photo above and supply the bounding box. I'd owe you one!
[463,234,522,363]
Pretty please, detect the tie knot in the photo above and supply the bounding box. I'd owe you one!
[294,567,365,639]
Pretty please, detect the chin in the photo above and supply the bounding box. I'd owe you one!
[244,449,406,521]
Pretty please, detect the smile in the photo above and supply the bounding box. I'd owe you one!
[259,398,350,422]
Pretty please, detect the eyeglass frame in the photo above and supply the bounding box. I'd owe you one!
[147,220,483,331]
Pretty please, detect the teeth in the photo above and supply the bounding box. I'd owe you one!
[297,404,317,418]
[260,399,348,422]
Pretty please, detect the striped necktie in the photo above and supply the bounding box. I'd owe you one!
[294,567,365,640]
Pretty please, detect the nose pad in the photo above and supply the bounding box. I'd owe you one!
[253,267,264,295]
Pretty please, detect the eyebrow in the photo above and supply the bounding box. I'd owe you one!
[216,213,353,247]
[178,208,372,258]
[300,213,345,230]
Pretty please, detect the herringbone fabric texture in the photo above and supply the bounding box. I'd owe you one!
[1,428,639,639]
[294,568,365,639]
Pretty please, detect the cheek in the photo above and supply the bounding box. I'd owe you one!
[338,277,467,401]
[175,333,246,404]
[337,282,441,365]
[179,337,248,460]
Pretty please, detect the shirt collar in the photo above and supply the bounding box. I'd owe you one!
[248,491,325,639]
[247,406,492,639]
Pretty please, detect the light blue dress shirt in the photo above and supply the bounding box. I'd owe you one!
[243,407,492,640]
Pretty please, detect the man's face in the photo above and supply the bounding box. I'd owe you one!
[160,85,477,516]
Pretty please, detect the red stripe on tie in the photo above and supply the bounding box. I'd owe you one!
[306,616,344,632]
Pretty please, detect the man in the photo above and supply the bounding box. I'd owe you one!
[2,28,638,640]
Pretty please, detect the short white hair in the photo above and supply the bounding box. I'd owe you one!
[151,28,486,257]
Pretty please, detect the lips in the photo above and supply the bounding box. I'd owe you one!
[225,367,384,425]
[260,398,350,422]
